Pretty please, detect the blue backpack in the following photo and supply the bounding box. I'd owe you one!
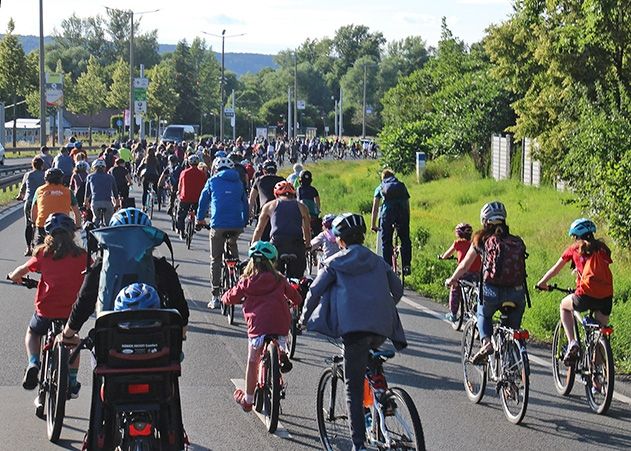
[88,225,174,313]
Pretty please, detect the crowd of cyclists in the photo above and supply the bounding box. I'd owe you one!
[7,130,618,449]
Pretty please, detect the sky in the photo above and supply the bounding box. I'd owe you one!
[0,0,514,54]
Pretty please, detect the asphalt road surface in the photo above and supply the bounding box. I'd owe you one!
[0,189,630,451]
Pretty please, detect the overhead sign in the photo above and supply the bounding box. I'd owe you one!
[45,73,64,107]
[297,100,306,110]
[133,77,149,89]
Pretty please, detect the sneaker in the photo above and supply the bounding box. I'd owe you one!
[471,341,493,365]
[68,382,81,400]
[563,341,580,366]
[24,247,32,257]
[280,353,293,373]
[402,266,411,276]
[22,363,39,390]
[207,297,221,309]
[233,389,253,412]
[445,312,458,323]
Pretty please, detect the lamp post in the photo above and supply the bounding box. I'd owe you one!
[202,30,245,142]
[362,62,376,138]
[38,0,46,145]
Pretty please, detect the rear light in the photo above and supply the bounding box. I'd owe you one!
[129,422,152,437]
[226,261,238,268]
[513,330,529,340]
[601,326,614,336]
[128,383,150,395]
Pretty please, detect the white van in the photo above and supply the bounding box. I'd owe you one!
[160,125,196,144]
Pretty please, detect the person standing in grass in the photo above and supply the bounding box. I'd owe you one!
[370,169,412,276]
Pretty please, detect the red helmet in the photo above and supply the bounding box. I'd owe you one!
[274,181,296,197]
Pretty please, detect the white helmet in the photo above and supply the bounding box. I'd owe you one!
[213,156,234,171]
[187,154,200,165]
[75,161,89,172]
[480,201,506,224]
[91,158,106,169]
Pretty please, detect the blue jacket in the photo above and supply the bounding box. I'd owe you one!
[196,168,248,228]
[302,244,407,350]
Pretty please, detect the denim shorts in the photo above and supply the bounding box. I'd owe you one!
[29,313,63,335]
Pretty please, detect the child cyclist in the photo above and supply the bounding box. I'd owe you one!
[8,213,87,398]
[310,213,341,269]
[536,218,613,365]
[223,241,302,412]
[439,223,481,323]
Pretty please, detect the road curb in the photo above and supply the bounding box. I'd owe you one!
[0,201,23,230]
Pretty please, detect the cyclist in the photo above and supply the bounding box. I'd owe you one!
[85,159,119,225]
[196,157,249,309]
[137,146,160,210]
[297,170,321,237]
[158,154,183,216]
[70,160,90,208]
[536,218,613,365]
[8,213,87,398]
[301,213,407,451]
[52,146,74,186]
[17,157,45,256]
[310,214,341,269]
[60,208,189,340]
[109,158,132,205]
[176,154,208,239]
[445,201,527,364]
[251,181,311,279]
[370,169,412,276]
[31,168,82,245]
[37,145,53,169]
[286,163,303,187]
[248,160,284,239]
[439,223,481,323]
[223,241,302,411]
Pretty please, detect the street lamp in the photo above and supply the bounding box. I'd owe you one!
[362,62,377,138]
[38,0,46,145]
[202,30,245,142]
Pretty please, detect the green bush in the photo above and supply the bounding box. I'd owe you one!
[413,226,430,249]
[378,119,435,174]
[422,156,452,182]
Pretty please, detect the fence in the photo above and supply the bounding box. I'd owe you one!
[0,164,30,192]
[491,134,511,181]
[522,138,542,187]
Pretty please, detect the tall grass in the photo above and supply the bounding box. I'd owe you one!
[303,157,631,373]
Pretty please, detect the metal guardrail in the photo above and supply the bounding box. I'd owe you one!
[3,146,99,155]
[0,173,24,192]
[0,164,30,192]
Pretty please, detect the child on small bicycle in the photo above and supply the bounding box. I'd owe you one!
[301,213,407,451]
[222,241,302,412]
[8,213,87,397]
[439,223,481,323]
[310,214,341,270]
[536,218,613,365]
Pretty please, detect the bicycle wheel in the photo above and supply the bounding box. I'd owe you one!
[46,344,69,442]
[454,289,466,332]
[499,339,529,424]
[585,336,615,414]
[316,367,351,451]
[262,343,281,433]
[227,272,237,325]
[287,307,299,360]
[461,319,486,403]
[185,218,194,250]
[147,193,154,219]
[378,387,426,450]
[35,345,49,419]
[551,321,575,396]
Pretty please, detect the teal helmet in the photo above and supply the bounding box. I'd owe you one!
[248,241,278,262]
[568,218,596,238]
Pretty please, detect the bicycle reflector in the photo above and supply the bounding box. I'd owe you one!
[128,383,150,395]
[601,326,614,336]
[129,421,152,437]
[513,330,530,340]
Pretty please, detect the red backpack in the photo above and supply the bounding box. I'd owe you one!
[482,234,527,287]
[578,250,613,298]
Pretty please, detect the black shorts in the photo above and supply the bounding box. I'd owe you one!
[29,313,54,335]
[572,294,613,316]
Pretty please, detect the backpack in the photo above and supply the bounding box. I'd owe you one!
[578,250,613,298]
[482,234,527,287]
[380,178,408,201]
[87,224,174,313]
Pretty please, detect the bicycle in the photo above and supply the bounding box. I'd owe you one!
[217,231,241,326]
[540,285,615,414]
[306,248,319,275]
[144,182,156,219]
[184,206,196,250]
[316,344,425,450]
[170,196,180,232]
[94,207,107,229]
[438,256,479,331]
[461,303,530,424]
[253,335,286,433]
[6,275,69,442]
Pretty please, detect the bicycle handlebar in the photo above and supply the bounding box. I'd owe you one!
[534,284,574,295]
[5,275,39,289]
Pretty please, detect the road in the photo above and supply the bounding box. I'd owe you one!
[0,186,630,450]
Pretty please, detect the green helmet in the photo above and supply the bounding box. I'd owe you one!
[248,241,278,262]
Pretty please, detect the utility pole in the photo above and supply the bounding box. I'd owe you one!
[339,87,343,138]
[334,100,338,136]
[293,52,298,138]
[232,88,236,141]
[220,29,225,142]
[129,11,134,140]
[38,0,46,145]
[362,64,367,138]
[139,64,146,141]
[287,87,292,139]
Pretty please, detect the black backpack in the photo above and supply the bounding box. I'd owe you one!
[380,177,408,201]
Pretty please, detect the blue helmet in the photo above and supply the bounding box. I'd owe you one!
[569,218,596,238]
[109,207,151,227]
[114,283,161,311]
[44,213,76,235]
[215,150,227,158]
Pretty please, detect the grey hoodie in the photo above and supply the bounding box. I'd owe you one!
[302,244,407,350]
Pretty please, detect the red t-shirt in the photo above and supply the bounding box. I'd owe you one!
[454,239,482,273]
[178,167,208,203]
[27,251,88,318]
[561,245,613,295]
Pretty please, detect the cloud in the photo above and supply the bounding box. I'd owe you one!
[207,15,244,26]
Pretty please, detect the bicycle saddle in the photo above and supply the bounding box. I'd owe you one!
[370,349,395,360]
[280,253,298,263]
[499,301,517,313]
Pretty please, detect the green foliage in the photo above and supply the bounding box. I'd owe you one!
[413,226,430,249]
[107,58,129,110]
[378,120,435,174]
[422,156,452,182]
[147,60,179,124]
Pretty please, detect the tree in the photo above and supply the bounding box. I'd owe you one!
[67,55,107,146]
[0,19,30,146]
[331,25,385,86]
[107,58,129,111]
[147,60,179,129]
[171,40,198,124]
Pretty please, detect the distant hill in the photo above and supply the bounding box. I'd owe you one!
[9,35,277,76]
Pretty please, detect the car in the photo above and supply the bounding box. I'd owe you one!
[160,125,196,145]
[0,142,5,165]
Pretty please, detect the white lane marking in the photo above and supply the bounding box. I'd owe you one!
[230,378,292,439]
[401,294,631,406]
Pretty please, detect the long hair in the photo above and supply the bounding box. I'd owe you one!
[472,221,510,249]
[242,257,282,282]
[572,233,611,258]
[142,146,157,167]
[33,229,83,260]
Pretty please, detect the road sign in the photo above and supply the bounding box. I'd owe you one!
[116,119,123,127]
[224,107,235,114]
[133,87,147,102]
[297,100,306,110]
[45,72,64,107]
[134,101,147,114]
[133,77,149,89]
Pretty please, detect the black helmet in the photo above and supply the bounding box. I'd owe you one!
[332,213,366,239]
[44,168,64,184]
[299,170,312,185]
[44,213,75,235]
[263,160,277,174]
[168,155,179,164]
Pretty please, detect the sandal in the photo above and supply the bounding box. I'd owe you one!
[471,341,493,365]
[233,388,253,412]
[563,341,580,367]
